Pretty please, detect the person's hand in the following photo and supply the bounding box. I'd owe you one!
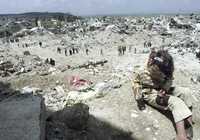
[158,89,166,97]
[136,98,146,111]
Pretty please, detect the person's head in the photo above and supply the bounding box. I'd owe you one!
[147,49,174,78]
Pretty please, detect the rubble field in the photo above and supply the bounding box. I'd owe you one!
[0,13,200,140]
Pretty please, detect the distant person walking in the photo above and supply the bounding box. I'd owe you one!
[118,46,122,56]
[100,49,103,56]
[57,47,61,54]
[39,42,42,47]
[86,48,89,55]
[65,48,68,56]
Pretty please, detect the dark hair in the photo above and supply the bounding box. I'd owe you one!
[147,50,174,78]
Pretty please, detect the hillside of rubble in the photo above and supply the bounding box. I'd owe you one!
[0,13,200,140]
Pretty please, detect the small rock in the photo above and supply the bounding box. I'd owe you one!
[131,113,139,118]
[145,127,151,131]
[54,86,65,95]
[191,75,200,84]
[21,86,42,94]
[23,51,31,55]
[153,137,157,140]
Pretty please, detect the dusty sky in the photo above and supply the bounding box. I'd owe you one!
[0,0,199,16]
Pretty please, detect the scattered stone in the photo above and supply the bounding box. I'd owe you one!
[73,59,108,69]
[169,18,193,30]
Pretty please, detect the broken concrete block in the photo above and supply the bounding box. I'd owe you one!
[62,103,89,130]
[48,103,89,130]
[54,85,65,95]
[21,86,42,94]
[0,94,46,140]
[23,51,31,56]
[0,61,14,71]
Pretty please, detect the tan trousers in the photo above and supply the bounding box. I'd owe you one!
[143,87,193,123]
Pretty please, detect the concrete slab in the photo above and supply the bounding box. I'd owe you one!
[0,94,45,140]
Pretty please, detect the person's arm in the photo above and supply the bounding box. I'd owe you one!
[132,74,148,110]
[162,78,173,93]
[132,81,142,100]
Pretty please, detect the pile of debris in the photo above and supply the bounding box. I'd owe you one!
[0,61,15,77]
[169,18,194,30]
[170,39,199,55]
[0,53,50,77]
[72,59,108,69]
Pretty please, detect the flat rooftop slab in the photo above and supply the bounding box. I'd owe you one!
[0,94,45,140]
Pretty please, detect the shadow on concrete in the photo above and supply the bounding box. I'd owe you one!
[46,103,137,140]
[0,81,19,102]
[158,109,176,131]
[148,104,177,132]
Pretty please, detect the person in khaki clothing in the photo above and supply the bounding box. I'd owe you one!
[132,49,194,140]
